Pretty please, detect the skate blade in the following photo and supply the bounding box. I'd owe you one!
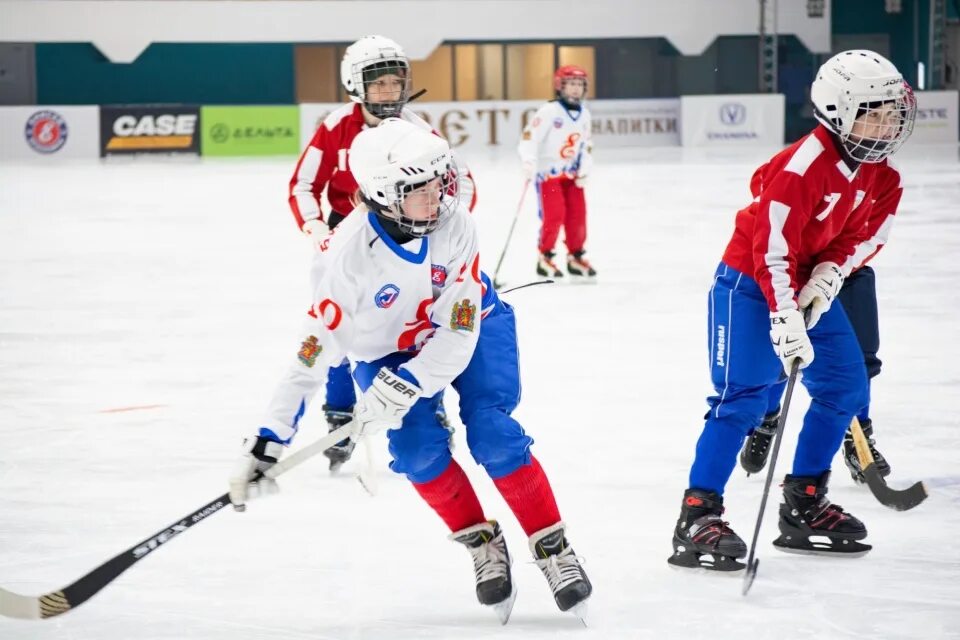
[773,538,871,558]
[491,586,517,625]
[568,600,589,627]
[667,551,745,573]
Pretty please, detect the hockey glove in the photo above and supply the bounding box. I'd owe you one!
[228,435,283,512]
[354,367,422,438]
[770,308,815,370]
[798,262,843,329]
[302,218,330,253]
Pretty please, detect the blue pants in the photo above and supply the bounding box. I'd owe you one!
[354,300,533,484]
[324,360,356,412]
[689,263,868,494]
[762,265,880,422]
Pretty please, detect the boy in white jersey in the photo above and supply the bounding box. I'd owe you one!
[229,120,592,622]
[518,65,596,280]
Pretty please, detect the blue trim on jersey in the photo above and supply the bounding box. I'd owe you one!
[368,212,428,264]
[479,271,499,313]
[258,398,306,445]
[396,366,421,387]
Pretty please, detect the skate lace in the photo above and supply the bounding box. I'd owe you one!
[749,425,776,455]
[467,537,510,584]
[690,515,736,549]
[808,501,850,530]
[534,546,585,593]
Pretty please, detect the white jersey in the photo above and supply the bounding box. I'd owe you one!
[517,100,593,180]
[259,205,482,444]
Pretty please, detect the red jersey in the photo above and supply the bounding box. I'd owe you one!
[289,103,476,229]
[721,125,903,312]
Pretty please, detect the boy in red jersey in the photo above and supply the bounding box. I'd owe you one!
[667,50,916,572]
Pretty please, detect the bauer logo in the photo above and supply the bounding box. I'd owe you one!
[100,105,200,157]
[24,110,68,154]
[719,103,747,126]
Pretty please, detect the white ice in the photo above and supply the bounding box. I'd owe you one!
[1,142,959,640]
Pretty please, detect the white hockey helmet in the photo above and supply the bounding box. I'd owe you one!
[811,50,916,163]
[350,119,459,237]
[340,35,411,119]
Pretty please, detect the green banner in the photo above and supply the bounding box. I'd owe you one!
[200,106,299,156]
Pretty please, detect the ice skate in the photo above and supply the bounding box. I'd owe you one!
[322,405,355,472]
[739,411,779,475]
[772,471,872,557]
[529,522,592,624]
[450,520,516,624]
[566,250,597,280]
[667,489,746,572]
[536,251,564,279]
[842,418,891,484]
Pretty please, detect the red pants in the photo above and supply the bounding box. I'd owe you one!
[537,177,587,255]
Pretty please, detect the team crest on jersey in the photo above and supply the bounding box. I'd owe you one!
[430,264,448,286]
[375,284,400,309]
[298,335,322,367]
[450,299,477,332]
[553,118,564,129]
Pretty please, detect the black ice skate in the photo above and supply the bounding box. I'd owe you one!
[536,251,564,278]
[772,471,872,557]
[566,251,597,278]
[450,520,516,625]
[529,522,592,623]
[739,411,779,475]
[842,419,891,484]
[322,405,355,472]
[668,489,747,572]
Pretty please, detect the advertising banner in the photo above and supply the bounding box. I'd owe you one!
[100,105,200,156]
[299,99,681,152]
[911,91,958,144]
[0,106,99,160]
[680,94,785,147]
[200,106,300,156]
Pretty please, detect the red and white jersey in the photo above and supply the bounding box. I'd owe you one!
[289,103,476,229]
[259,206,482,443]
[518,100,593,180]
[721,125,904,312]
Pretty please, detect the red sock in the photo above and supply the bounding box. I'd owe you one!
[492,456,562,537]
[412,460,486,532]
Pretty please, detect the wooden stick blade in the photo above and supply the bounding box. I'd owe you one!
[0,587,41,620]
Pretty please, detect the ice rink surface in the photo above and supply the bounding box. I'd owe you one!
[1,141,959,639]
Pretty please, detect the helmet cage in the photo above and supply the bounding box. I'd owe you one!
[818,90,916,163]
[366,159,461,237]
[347,56,411,119]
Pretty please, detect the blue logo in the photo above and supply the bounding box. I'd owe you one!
[553,117,564,129]
[375,284,400,309]
[719,103,747,126]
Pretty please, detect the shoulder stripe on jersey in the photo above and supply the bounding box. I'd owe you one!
[835,159,857,182]
[765,200,797,311]
[322,103,359,130]
[291,146,323,220]
[784,134,824,177]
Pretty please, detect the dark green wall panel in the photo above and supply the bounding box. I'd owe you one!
[36,43,294,105]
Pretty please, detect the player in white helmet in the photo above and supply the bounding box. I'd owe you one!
[233,119,592,622]
[669,50,915,572]
[739,51,915,484]
[288,36,476,469]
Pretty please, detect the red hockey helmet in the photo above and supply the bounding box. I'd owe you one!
[553,65,589,92]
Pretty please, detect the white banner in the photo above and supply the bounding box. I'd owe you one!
[680,94,785,147]
[0,106,100,160]
[911,91,958,144]
[300,99,681,153]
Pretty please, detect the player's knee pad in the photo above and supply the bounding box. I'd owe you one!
[464,410,533,479]
[386,420,452,484]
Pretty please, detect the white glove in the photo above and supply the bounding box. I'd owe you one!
[228,436,283,512]
[354,367,422,438]
[521,161,537,181]
[302,218,330,253]
[797,262,843,329]
[574,174,588,188]
[770,308,815,370]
